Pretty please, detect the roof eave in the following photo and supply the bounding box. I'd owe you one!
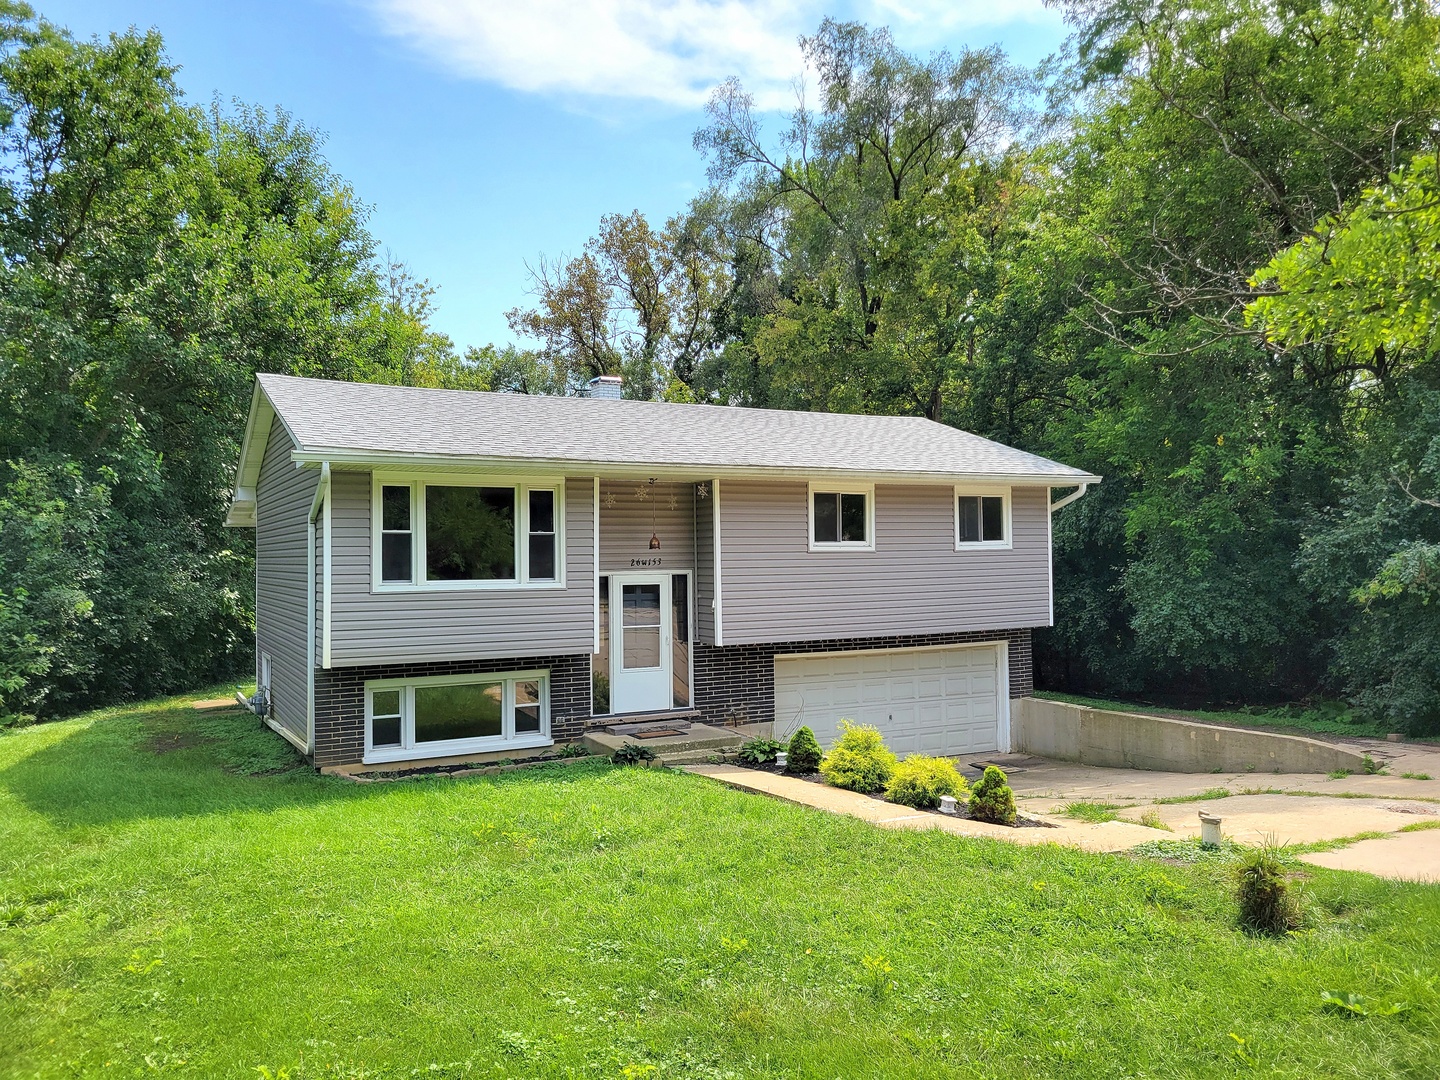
[289,447,1102,487]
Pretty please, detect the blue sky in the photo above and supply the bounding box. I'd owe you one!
[38,1,1068,352]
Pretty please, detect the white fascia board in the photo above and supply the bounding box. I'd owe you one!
[289,447,1103,489]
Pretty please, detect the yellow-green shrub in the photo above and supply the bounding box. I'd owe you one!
[818,721,897,793]
[886,755,967,808]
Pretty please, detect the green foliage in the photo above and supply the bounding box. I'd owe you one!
[611,742,656,766]
[736,737,784,766]
[969,765,1017,825]
[885,754,967,809]
[1236,840,1304,935]
[1320,991,1410,1018]
[785,725,823,773]
[818,721,897,794]
[1061,800,1123,823]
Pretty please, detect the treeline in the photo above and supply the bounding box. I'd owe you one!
[2,0,1439,733]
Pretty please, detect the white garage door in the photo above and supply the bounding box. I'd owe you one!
[774,645,1004,757]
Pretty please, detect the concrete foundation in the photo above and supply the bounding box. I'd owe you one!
[1012,697,1368,775]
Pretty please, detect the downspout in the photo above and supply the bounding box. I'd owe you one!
[1049,482,1089,512]
[304,461,331,758]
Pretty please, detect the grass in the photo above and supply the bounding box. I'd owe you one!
[3,696,1440,1078]
[1403,772,1434,781]
[1033,691,1440,742]
[1059,800,1127,823]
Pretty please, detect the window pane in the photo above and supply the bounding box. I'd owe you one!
[372,690,400,716]
[672,574,689,644]
[529,489,554,534]
[840,493,867,542]
[514,681,542,734]
[813,492,838,543]
[622,583,661,625]
[672,574,689,708]
[426,486,515,581]
[592,577,610,715]
[623,626,661,669]
[981,496,1005,542]
[957,496,981,543]
[382,485,410,531]
[528,533,556,581]
[414,681,502,743]
[381,533,412,582]
[372,714,401,747]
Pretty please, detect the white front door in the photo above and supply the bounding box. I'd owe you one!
[609,574,672,713]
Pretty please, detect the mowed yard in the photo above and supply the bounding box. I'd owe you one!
[2,697,1438,1079]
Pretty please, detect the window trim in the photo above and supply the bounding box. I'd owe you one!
[363,669,552,764]
[370,472,566,592]
[806,481,876,552]
[954,485,1012,550]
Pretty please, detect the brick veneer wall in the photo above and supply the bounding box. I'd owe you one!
[312,653,591,767]
[691,628,1033,729]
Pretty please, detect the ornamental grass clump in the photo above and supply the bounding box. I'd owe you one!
[1236,838,1304,935]
[818,721,896,794]
[886,754,967,809]
[786,725,823,773]
[969,765,1017,825]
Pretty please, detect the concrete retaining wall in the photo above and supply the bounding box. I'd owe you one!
[1013,697,1368,774]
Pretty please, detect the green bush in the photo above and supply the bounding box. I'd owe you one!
[885,755,967,808]
[786,725,823,773]
[612,742,656,766]
[818,721,897,794]
[1236,839,1303,935]
[969,765,1017,825]
[736,737,784,765]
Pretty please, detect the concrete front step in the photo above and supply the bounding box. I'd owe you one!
[582,721,746,759]
[658,749,740,766]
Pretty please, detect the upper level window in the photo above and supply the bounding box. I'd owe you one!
[809,483,874,551]
[955,488,1010,549]
[375,477,562,588]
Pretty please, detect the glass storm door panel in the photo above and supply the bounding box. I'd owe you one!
[609,574,672,713]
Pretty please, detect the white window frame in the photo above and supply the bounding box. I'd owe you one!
[371,473,566,592]
[954,485,1012,550]
[807,481,876,552]
[363,669,552,763]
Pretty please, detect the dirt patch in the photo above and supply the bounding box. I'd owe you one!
[145,730,215,755]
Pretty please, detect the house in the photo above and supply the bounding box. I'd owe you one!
[225,374,1100,769]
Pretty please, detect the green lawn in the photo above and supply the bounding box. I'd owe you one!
[2,696,1438,1078]
[1032,690,1440,742]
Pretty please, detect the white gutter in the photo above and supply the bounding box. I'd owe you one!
[289,447,1102,489]
[1049,483,1091,512]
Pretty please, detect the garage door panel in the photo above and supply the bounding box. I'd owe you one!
[774,646,1002,758]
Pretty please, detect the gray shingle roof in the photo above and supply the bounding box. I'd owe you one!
[255,373,1099,483]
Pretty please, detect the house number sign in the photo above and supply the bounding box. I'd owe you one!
[630,557,663,567]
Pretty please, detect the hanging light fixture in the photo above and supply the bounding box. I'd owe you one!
[647,478,661,549]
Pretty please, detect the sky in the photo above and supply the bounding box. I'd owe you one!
[38,0,1069,352]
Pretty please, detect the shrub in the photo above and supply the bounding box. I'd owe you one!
[885,754,967,808]
[818,721,896,793]
[1236,838,1303,935]
[612,742,656,766]
[786,725,823,773]
[736,737,785,766]
[969,765,1017,825]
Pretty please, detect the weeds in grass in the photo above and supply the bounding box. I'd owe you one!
[1327,769,1352,780]
[1156,787,1232,804]
[861,954,895,998]
[1229,1033,1261,1068]
[1060,800,1124,823]
[1236,838,1303,935]
[1320,991,1409,1018]
[1401,771,1432,780]
[1130,837,1242,863]
[1398,820,1440,833]
[194,712,303,775]
[1138,809,1172,831]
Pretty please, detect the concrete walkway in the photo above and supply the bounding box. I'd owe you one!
[683,748,1440,882]
[682,764,1162,853]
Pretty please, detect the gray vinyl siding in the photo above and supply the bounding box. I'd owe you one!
[254,426,319,743]
[717,481,1051,645]
[598,480,694,571]
[328,472,596,666]
[695,482,716,644]
[313,509,323,667]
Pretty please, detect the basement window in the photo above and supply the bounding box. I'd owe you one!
[364,671,551,763]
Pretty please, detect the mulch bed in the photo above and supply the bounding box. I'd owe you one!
[732,760,1058,828]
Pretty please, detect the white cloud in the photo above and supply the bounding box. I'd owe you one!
[358,0,1055,109]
